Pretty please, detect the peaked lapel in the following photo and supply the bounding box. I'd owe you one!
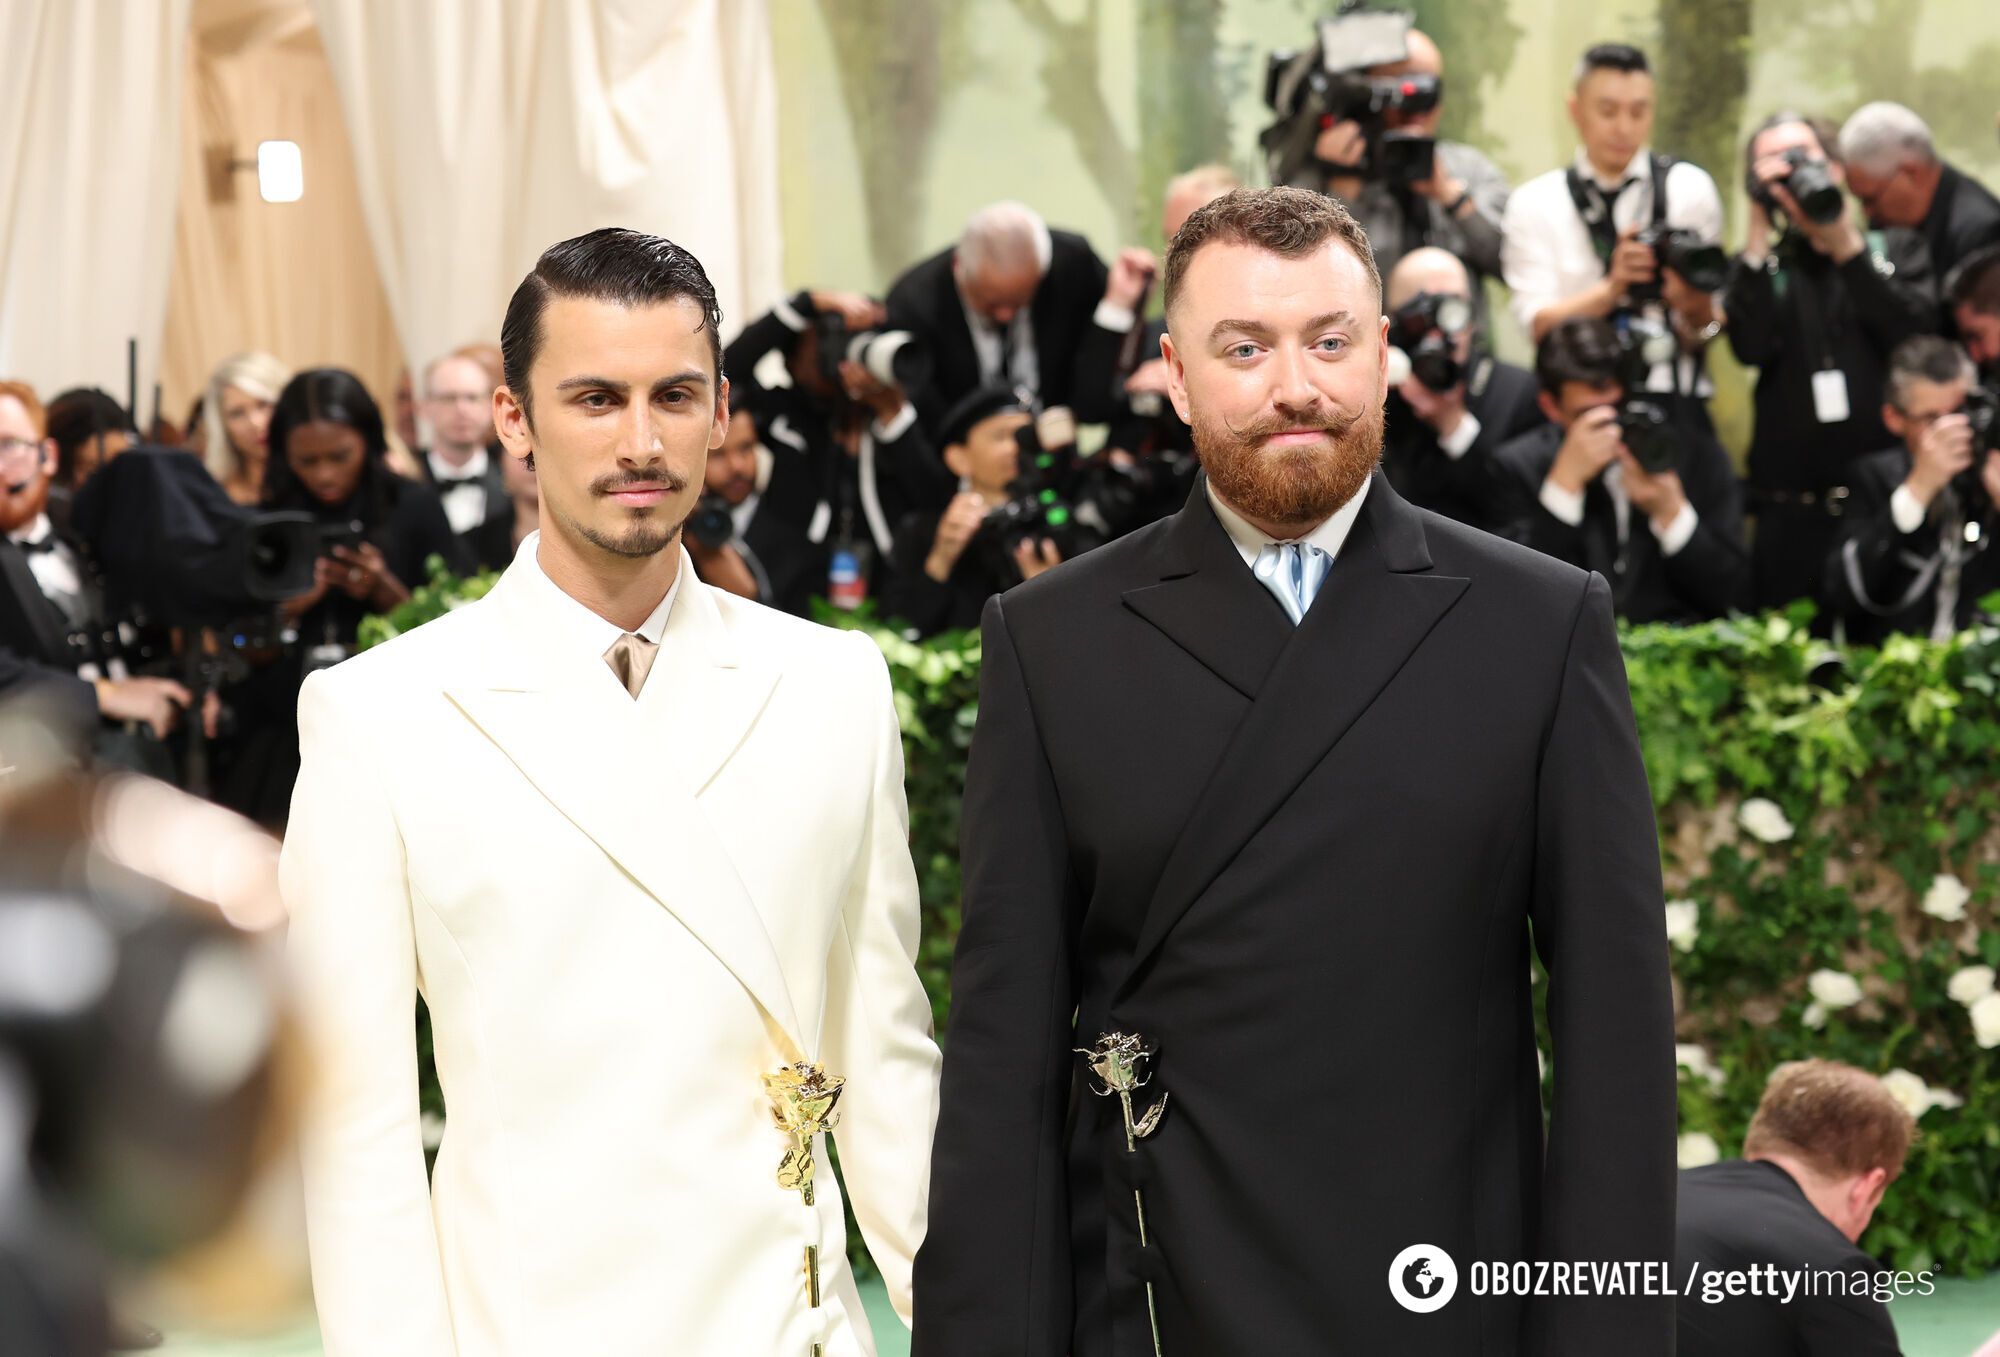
[444,549,802,1053]
[1118,474,1470,1001]
[1119,479,1293,700]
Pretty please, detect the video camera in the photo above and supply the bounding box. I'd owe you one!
[1387,291,1474,392]
[1745,147,1844,226]
[814,310,931,395]
[1261,2,1438,188]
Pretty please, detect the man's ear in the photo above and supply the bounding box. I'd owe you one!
[1537,391,1564,427]
[40,439,58,482]
[711,375,731,451]
[1162,330,1192,426]
[1881,404,1905,442]
[493,385,533,459]
[1376,314,1392,403]
[942,440,970,480]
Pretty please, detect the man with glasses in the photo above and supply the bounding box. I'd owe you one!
[1840,103,2000,282]
[413,350,515,571]
[1825,335,2000,644]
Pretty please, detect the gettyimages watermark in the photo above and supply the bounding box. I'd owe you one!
[1387,1244,1937,1313]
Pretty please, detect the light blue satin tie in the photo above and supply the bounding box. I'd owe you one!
[1252,541,1332,625]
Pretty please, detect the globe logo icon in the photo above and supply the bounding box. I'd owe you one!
[1387,1243,1459,1313]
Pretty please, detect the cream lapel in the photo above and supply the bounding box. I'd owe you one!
[445,549,800,1052]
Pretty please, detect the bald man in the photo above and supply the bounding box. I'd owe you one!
[886,200,1150,436]
[1300,27,1511,297]
[1381,248,1545,531]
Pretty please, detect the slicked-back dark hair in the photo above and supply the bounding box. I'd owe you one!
[1534,317,1624,396]
[1574,42,1649,86]
[1163,186,1380,320]
[499,227,725,425]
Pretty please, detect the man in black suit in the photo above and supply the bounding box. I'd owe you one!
[684,408,832,617]
[1841,102,2000,282]
[411,352,516,572]
[886,200,1153,433]
[1494,318,1748,623]
[1825,336,2000,646]
[1677,1059,1916,1356]
[1382,246,1545,532]
[914,187,1676,1356]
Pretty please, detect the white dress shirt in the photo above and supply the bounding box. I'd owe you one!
[1538,462,1699,557]
[523,531,679,656]
[1501,148,1725,395]
[6,511,85,625]
[1207,475,1372,568]
[429,446,491,535]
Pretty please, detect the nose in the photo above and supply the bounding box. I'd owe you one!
[617,401,663,465]
[1268,343,1322,416]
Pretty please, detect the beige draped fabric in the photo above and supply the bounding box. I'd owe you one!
[160,0,406,430]
[0,0,192,418]
[310,0,785,385]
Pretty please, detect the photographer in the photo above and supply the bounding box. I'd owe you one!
[1947,243,2000,378]
[883,386,1062,638]
[1297,26,1511,299]
[885,201,1147,434]
[1724,112,1939,611]
[684,408,836,616]
[721,286,944,607]
[1502,44,1726,426]
[1495,317,1747,623]
[1826,336,2000,645]
[1380,247,1544,531]
[1841,102,2000,281]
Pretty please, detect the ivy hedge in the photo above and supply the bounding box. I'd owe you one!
[366,564,2000,1278]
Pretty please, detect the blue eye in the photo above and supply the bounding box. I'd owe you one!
[1318,337,1347,353]
[1231,344,1258,359]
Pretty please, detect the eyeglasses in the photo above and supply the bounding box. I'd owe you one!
[0,436,42,464]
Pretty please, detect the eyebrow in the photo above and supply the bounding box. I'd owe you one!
[1209,311,1357,343]
[554,370,711,395]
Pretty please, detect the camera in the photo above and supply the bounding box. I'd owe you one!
[1610,321,1681,474]
[1388,291,1474,392]
[814,311,930,393]
[1954,385,2000,510]
[1260,3,1438,187]
[1746,147,1844,226]
[972,409,1131,576]
[684,495,736,552]
[1629,226,1730,301]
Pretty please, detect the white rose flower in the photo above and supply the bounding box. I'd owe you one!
[1664,900,1700,954]
[1972,992,2000,1050]
[1880,1069,1964,1118]
[1921,874,1972,922]
[1737,798,1795,844]
[1947,965,1997,1008]
[1802,1002,1827,1029]
[1677,1132,1721,1168]
[1675,1043,1725,1090]
[1807,969,1863,1009]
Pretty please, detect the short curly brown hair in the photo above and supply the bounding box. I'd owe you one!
[1744,1059,1916,1183]
[1163,186,1380,320]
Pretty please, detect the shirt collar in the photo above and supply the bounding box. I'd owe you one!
[429,446,490,482]
[5,512,54,547]
[1206,475,1371,568]
[1574,145,1651,193]
[518,530,681,654]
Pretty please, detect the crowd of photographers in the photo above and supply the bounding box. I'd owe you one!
[5,20,2000,831]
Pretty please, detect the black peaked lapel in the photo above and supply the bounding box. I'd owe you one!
[1119,474,1470,1000]
[1119,479,1293,700]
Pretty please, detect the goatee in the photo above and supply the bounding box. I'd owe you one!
[1192,398,1383,532]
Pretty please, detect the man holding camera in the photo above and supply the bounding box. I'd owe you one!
[720,286,945,610]
[881,386,1063,638]
[1826,335,2000,645]
[1947,243,2000,379]
[1502,44,1726,424]
[1841,102,2000,281]
[1304,27,1511,298]
[1724,112,1939,612]
[886,201,1150,435]
[1495,317,1747,622]
[1380,247,1544,531]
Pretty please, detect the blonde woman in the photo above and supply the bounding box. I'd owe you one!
[201,352,291,505]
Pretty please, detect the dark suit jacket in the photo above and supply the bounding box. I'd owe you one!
[886,229,1127,433]
[1676,1161,1903,1356]
[412,446,516,574]
[1824,445,2000,646]
[1493,422,1749,623]
[0,539,97,749]
[913,473,1678,1356]
[1922,161,2000,280]
[1384,356,1547,533]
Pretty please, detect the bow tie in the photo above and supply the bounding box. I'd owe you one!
[436,470,484,487]
[13,534,58,556]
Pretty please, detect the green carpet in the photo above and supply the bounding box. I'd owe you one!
[160,1272,1997,1355]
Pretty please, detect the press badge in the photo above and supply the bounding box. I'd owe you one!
[1812,369,1851,424]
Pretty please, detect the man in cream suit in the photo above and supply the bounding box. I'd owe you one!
[281,228,940,1356]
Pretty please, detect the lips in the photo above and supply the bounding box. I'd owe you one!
[607,485,671,507]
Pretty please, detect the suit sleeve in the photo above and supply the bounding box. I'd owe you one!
[1524,574,1677,1356]
[1065,244,1123,425]
[1661,437,1750,619]
[280,673,457,1356]
[1721,257,1782,368]
[1824,464,1934,623]
[823,631,944,1326]
[1450,144,1512,279]
[1847,232,1937,352]
[912,597,1078,1357]
[722,293,814,409]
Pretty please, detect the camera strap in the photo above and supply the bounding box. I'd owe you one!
[1566,154,1673,270]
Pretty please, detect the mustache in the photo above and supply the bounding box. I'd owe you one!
[1232,405,1364,442]
[592,469,688,496]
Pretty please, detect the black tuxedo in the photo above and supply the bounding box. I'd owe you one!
[1384,356,1546,532]
[1675,1161,1903,1355]
[1493,422,1749,623]
[0,538,96,748]
[1824,445,2000,646]
[886,229,1127,433]
[1921,161,2000,279]
[413,446,516,574]
[914,474,1677,1356]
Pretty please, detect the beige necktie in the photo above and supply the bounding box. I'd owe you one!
[603,631,659,699]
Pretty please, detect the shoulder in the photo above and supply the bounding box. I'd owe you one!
[1850,445,1910,489]
[1048,228,1103,269]
[1440,140,1505,179]
[1000,513,1175,618]
[715,585,882,678]
[887,247,954,306]
[1665,160,1725,214]
[1418,503,1588,602]
[1504,167,1572,217]
[1494,421,1561,475]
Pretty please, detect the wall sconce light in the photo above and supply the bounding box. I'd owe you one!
[207,140,303,204]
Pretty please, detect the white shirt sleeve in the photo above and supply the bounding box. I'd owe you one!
[1539,477,1587,527]
[1438,410,1483,460]
[1650,501,1700,556]
[1501,176,1567,341]
[1890,484,1929,536]
[1093,299,1135,333]
[1665,163,1727,247]
[872,401,918,442]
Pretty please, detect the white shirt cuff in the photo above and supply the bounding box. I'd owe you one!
[1093,299,1136,332]
[1650,501,1699,557]
[1890,484,1928,536]
[1438,410,1482,460]
[872,401,917,442]
[1539,478,1586,527]
[772,292,811,333]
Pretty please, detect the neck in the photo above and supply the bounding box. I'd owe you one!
[1586,147,1636,182]
[1214,483,1333,542]
[536,524,679,634]
[433,439,483,469]
[1749,1153,1862,1242]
